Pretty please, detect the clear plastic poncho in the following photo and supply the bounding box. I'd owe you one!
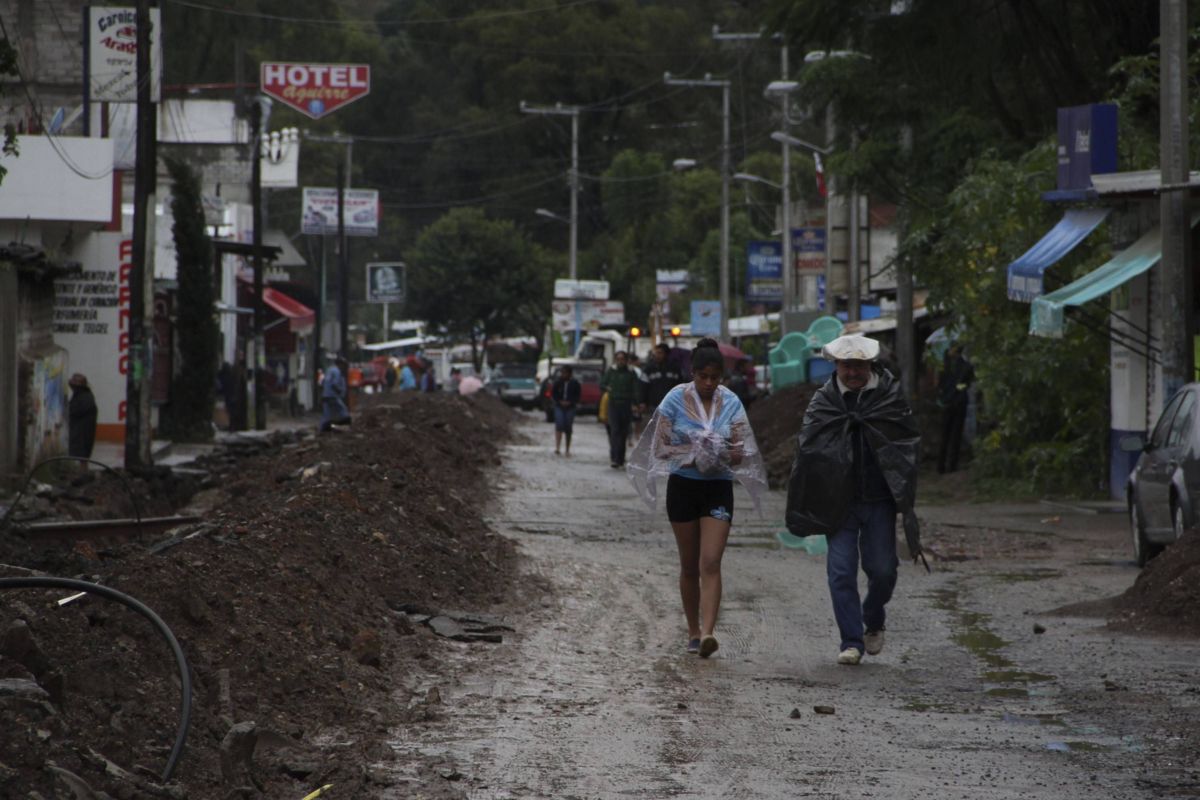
[627,383,768,516]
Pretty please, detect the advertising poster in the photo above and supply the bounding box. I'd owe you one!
[746,241,782,306]
[301,188,380,236]
[690,300,722,337]
[551,300,625,332]
[366,262,406,304]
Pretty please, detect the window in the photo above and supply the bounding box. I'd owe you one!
[1151,392,1186,449]
[1168,392,1197,447]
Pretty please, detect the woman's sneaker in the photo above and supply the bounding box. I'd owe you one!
[686,638,701,654]
[837,646,863,665]
[864,629,885,655]
[698,635,719,658]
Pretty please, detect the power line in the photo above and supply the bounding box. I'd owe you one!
[163,0,603,28]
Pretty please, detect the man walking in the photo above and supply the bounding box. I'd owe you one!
[320,356,351,433]
[601,351,638,468]
[937,343,974,473]
[786,334,923,666]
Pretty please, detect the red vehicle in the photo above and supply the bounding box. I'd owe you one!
[541,364,603,420]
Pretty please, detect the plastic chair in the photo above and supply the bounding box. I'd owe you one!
[768,332,811,390]
[804,316,845,351]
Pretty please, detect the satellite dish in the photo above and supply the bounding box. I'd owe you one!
[49,107,65,134]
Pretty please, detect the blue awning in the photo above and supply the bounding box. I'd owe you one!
[1006,208,1110,302]
[1029,213,1200,338]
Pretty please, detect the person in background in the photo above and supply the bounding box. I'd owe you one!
[551,365,582,457]
[399,357,418,391]
[320,356,351,433]
[419,358,437,392]
[68,373,98,460]
[628,352,646,446]
[938,342,975,474]
[626,338,768,658]
[449,367,463,393]
[384,359,398,393]
[600,351,638,469]
[640,343,685,418]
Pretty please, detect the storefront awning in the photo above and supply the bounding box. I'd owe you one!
[1029,214,1200,338]
[262,287,314,334]
[1006,208,1110,302]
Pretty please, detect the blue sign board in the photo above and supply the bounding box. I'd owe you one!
[690,300,722,336]
[1057,103,1118,192]
[746,241,783,305]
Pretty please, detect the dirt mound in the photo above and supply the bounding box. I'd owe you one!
[0,391,522,798]
[747,384,817,488]
[1107,533,1200,636]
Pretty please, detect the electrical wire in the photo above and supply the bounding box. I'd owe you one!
[163,0,604,28]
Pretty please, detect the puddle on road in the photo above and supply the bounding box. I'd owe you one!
[928,587,1016,670]
[987,568,1064,583]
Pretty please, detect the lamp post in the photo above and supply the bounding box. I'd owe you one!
[770,131,833,316]
[665,72,731,342]
[764,80,799,317]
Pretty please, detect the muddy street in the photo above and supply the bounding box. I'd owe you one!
[399,413,1200,799]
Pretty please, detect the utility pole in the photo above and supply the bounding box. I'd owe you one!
[126,0,155,469]
[249,98,266,429]
[1161,0,1192,398]
[521,102,581,349]
[896,125,915,399]
[714,28,794,316]
[664,73,731,341]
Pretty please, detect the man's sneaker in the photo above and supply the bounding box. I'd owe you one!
[698,635,720,658]
[837,646,863,665]
[864,629,885,656]
[686,638,701,654]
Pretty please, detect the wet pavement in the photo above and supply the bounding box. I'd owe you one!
[392,412,1200,799]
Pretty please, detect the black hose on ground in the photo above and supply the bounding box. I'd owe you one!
[0,576,192,783]
[0,456,143,532]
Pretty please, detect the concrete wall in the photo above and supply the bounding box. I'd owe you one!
[15,274,68,472]
[0,0,88,132]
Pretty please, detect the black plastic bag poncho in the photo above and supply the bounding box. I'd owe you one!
[785,369,927,567]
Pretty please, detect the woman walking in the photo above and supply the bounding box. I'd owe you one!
[628,338,767,658]
[551,365,582,456]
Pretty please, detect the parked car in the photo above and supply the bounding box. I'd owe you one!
[540,364,603,420]
[485,362,540,409]
[1127,382,1200,566]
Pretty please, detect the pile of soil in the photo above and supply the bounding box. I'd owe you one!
[0,391,522,798]
[1107,533,1200,636]
[747,384,816,488]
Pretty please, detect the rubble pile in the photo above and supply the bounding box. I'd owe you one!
[0,391,522,798]
[1109,530,1200,636]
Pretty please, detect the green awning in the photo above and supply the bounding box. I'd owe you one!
[1030,214,1200,338]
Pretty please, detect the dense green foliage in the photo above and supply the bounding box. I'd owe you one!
[161,157,218,441]
[0,37,19,184]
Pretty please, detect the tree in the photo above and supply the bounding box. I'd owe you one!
[405,207,552,368]
[161,157,218,441]
[0,38,19,185]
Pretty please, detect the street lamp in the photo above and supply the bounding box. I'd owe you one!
[672,158,697,171]
[535,207,569,224]
[733,172,781,189]
[664,71,731,342]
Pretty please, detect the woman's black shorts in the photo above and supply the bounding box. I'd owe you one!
[666,474,734,523]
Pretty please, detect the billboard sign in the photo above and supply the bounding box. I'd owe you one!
[301,187,379,236]
[1056,103,1118,191]
[87,6,163,102]
[746,241,782,305]
[690,300,722,337]
[551,299,625,332]
[366,262,405,304]
[260,63,371,120]
[793,226,826,273]
[554,279,610,300]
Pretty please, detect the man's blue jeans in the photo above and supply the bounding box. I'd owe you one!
[826,500,898,652]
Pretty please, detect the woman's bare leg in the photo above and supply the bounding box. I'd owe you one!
[698,516,731,636]
[671,520,701,638]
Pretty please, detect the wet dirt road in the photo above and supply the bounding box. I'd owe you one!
[393,414,1200,799]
